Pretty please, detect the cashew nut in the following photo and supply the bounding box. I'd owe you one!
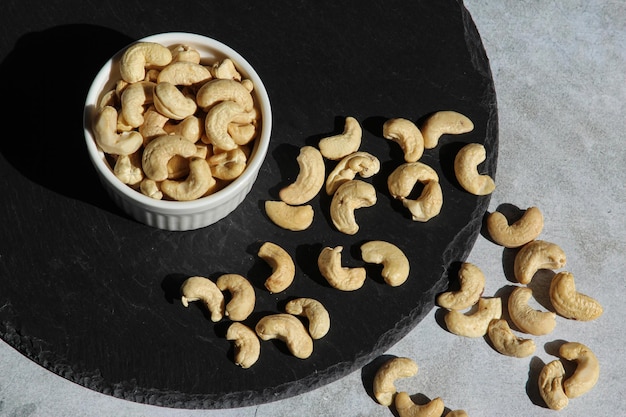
[157,61,212,86]
[164,115,204,143]
[211,58,242,81]
[325,151,380,195]
[549,271,603,321]
[119,41,173,84]
[317,246,366,291]
[93,106,143,156]
[330,180,377,235]
[180,276,225,322]
[444,297,502,338]
[140,178,163,200]
[225,322,260,369]
[228,122,257,146]
[454,143,495,195]
[167,144,209,179]
[395,392,444,417]
[216,274,256,321]
[486,206,544,248]
[514,240,567,284]
[255,313,313,359]
[120,81,155,128]
[382,118,425,162]
[436,262,485,310]
[258,241,296,294]
[507,286,556,335]
[204,100,248,151]
[113,152,143,185]
[360,240,410,287]
[538,360,569,410]
[373,356,418,406]
[487,318,536,358]
[208,147,248,180]
[161,157,216,201]
[169,44,201,64]
[284,298,330,339]
[142,134,199,181]
[387,162,442,222]
[279,146,325,205]
[264,200,314,231]
[138,106,169,144]
[153,82,197,120]
[421,110,474,149]
[196,78,254,112]
[318,116,362,160]
[559,341,600,398]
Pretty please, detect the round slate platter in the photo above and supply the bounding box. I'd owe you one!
[0,0,497,409]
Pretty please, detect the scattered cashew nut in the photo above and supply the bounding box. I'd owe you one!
[318,116,362,160]
[383,118,425,162]
[437,262,485,311]
[226,322,260,369]
[444,297,502,338]
[549,271,603,321]
[559,341,600,399]
[258,241,296,293]
[216,273,256,321]
[387,162,442,222]
[486,206,544,248]
[264,200,314,231]
[395,392,445,417]
[360,240,410,287]
[538,359,569,410]
[119,41,173,84]
[317,246,367,291]
[507,286,556,336]
[279,146,325,205]
[284,298,330,339]
[373,356,418,406]
[487,318,536,358]
[179,276,225,322]
[325,151,381,195]
[330,180,377,235]
[454,143,495,195]
[421,110,474,149]
[255,313,313,359]
[514,240,566,284]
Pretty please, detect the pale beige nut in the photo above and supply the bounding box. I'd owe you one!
[139,106,169,144]
[487,318,536,358]
[549,271,603,321]
[211,58,242,81]
[264,200,314,231]
[325,151,381,195]
[373,357,418,406]
[514,240,567,284]
[395,392,444,417]
[208,147,248,181]
[204,100,248,151]
[318,116,362,160]
[330,180,377,235]
[216,273,256,321]
[454,143,495,195]
[93,106,143,156]
[258,241,296,293]
[119,41,173,84]
[139,178,163,200]
[161,157,216,201]
[382,118,425,162]
[179,276,225,322]
[486,206,544,248]
[157,61,212,86]
[444,411,469,417]
[508,286,556,336]
[113,152,144,186]
[167,144,209,179]
[279,146,325,205]
[196,78,254,112]
[559,341,600,398]
[228,122,257,146]
[318,246,367,291]
[360,240,410,287]
[538,359,569,410]
[225,322,260,369]
[120,81,155,128]
[421,110,474,149]
[169,44,201,64]
[284,298,330,339]
[255,313,313,359]
[444,297,502,338]
[153,81,197,120]
[387,162,442,222]
[437,262,485,311]
[164,115,204,143]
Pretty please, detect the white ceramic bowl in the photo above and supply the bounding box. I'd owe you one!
[84,32,271,231]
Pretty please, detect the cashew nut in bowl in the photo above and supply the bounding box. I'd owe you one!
[93,106,143,156]
[549,271,603,321]
[113,152,143,186]
[255,313,313,359]
[318,246,367,291]
[208,147,248,181]
[179,276,225,322]
[279,146,325,205]
[195,78,254,112]
[164,115,204,143]
[140,178,163,200]
[538,360,569,410]
[559,341,600,398]
[444,297,502,338]
[487,318,536,358]
[119,41,173,84]
[264,200,314,231]
[360,240,410,287]
[167,144,209,179]
[507,286,556,336]
[454,143,495,195]
[257,241,296,293]
[325,151,381,195]
[141,134,198,181]
[153,81,197,120]
[372,356,418,406]
[330,180,377,235]
[120,81,155,128]
[436,262,485,311]
[486,206,544,248]
[318,116,362,160]
[156,61,212,86]
[211,58,242,81]
[161,157,216,201]
[382,118,425,162]
[514,240,566,284]
[204,100,249,151]
[387,162,442,222]
[216,274,256,321]
[225,322,260,369]
[169,44,201,64]
[139,106,169,144]
[421,110,474,149]
[284,298,330,339]
[394,392,444,417]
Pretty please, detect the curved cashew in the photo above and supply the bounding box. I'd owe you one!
[228,122,257,146]
[373,356,418,406]
[196,78,254,112]
[142,134,198,181]
[113,152,143,185]
[153,82,197,120]
[325,151,380,195]
[279,146,325,205]
[216,274,255,321]
[454,143,495,195]
[258,241,296,293]
[395,392,444,417]
[225,322,260,369]
[264,200,314,231]
[140,178,163,200]
[487,318,536,358]
[559,341,600,398]
[157,61,212,86]
[120,81,155,128]
[382,118,425,162]
[437,262,485,310]
[486,206,544,248]
[255,313,313,359]
[284,298,330,339]
[514,240,566,284]
[204,100,248,151]
[538,360,569,410]
[120,41,172,83]
[330,180,377,235]
[318,246,366,291]
[211,58,242,81]
[360,240,410,287]
[164,115,204,143]
[421,110,474,149]
[444,297,502,338]
[139,106,169,144]
[167,144,209,179]
[161,157,215,201]
[549,272,603,321]
[318,116,362,160]
[208,147,247,180]
[169,44,201,64]
[93,106,143,156]
[387,162,442,222]
[508,286,556,335]
[179,276,225,322]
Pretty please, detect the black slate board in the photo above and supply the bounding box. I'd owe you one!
[0,0,497,409]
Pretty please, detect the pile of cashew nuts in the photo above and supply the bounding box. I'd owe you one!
[93,41,261,201]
